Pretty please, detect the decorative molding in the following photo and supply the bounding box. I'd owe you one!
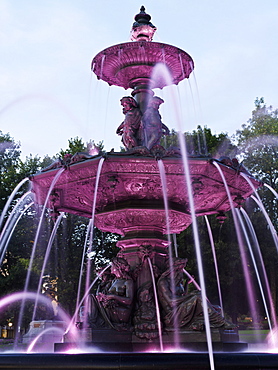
[32,155,260,227]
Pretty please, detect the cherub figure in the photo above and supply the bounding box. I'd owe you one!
[142,96,170,149]
[116,97,142,149]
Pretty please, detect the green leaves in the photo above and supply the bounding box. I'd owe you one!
[163,126,236,158]
[235,98,278,217]
[58,137,104,158]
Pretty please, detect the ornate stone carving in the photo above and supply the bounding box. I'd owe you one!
[134,282,160,339]
[94,209,192,235]
[32,154,261,225]
[91,41,194,90]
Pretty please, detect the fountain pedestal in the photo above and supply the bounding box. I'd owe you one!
[57,328,247,352]
[22,320,66,349]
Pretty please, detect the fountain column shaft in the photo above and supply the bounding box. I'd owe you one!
[131,81,154,113]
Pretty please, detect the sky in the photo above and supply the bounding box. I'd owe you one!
[1,0,278,159]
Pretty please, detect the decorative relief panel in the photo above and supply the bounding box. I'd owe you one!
[95,208,192,235]
[32,155,261,223]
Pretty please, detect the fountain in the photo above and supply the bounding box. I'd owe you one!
[30,4,258,352]
[1,6,278,370]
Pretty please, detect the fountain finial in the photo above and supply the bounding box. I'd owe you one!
[130,6,157,41]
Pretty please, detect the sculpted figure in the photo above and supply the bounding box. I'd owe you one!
[116,97,142,149]
[96,257,134,330]
[142,96,170,149]
[158,258,233,330]
[134,282,159,339]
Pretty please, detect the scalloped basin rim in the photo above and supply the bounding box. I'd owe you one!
[91,41,194,89]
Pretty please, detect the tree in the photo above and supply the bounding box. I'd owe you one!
[235,98,278,318]
[58,137,104,159]
[0,132,48,329]
[18,154,54,179]
[175,213,250,322]
[0,131,21,210]
[163,126,235,158]
[235,98,278,225]
[236,97,278,186]
[54,218,119,315]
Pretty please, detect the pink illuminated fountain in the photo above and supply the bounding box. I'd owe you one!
[29,6,263,355]
[2,6,278,370]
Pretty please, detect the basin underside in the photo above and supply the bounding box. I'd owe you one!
[31,154,260,236]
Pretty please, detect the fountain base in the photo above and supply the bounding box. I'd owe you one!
[1,352,277,369]
[55,327,247,353]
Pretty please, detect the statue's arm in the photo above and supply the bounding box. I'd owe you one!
[159,278,188,308]
[158,279,174,307]
[124,279,134,304]
[116,122,124,134]
[101,280,134,306]
[162,123,170,135]
[131,109,142,129]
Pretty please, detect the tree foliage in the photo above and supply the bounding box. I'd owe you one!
[235,98,278,315]
[0,131,22,210]
[235,98,278,226]
[236,97,278,184]
[164,126,235,158]
[58,137,104,159]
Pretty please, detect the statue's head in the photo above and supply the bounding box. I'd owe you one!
[151,96,164,108]
[111,257,131,278]
[120,96,138,110]
[137,282,153,302]
[165,257,188,272]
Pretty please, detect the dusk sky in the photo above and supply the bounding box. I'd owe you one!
[1,1,277,159]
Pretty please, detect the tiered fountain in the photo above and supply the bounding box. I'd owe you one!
[2,6,278,370]
[31,6,260,352]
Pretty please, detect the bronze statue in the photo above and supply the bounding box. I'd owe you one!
[142,96,170,149]
[134,282,159,340]
[157,258,233,330]
[116,97,142,149]
[96,257,134,330]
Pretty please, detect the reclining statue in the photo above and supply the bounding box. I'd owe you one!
[157,258,234,330]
